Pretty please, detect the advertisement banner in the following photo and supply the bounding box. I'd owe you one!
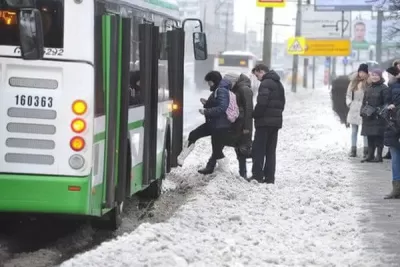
[351,19,399,50]
[314,0,391,11]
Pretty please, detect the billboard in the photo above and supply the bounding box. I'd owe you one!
[314,0,391,11]
[351,19,399,50]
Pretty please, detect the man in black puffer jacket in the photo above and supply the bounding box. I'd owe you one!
[249,64,286,183]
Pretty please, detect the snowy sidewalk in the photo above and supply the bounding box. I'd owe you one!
[350,159,400,266]
[62,88,397,267]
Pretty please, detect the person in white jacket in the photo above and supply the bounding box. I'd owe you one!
[346,63,369,157]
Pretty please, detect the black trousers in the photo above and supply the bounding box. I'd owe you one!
[367,135,383,148]
[210,128,228,160]
[252,126,279,182]
[188,123,211,146]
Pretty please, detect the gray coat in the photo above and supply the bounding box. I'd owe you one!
[361,79,389,136]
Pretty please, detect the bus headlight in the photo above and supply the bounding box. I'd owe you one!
[69,154,85,170]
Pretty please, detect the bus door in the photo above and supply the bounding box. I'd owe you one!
[98,14,130,210]
[139,23,159,187]
[166,29,185,167]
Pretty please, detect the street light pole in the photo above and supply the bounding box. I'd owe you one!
[291,0,302,93]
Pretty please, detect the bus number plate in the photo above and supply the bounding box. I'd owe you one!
[15,95,53,108]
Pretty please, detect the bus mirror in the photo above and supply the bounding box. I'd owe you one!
[193,32,207,60]
[18,9,44,60]
[159,32,168,60]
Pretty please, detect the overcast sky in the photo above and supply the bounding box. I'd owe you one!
[233,0,296,42]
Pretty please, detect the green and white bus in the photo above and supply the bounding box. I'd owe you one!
[0,0,207,229]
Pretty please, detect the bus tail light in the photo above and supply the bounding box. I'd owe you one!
[69,154,85,170]
[72,100,87,115]
[70,136,85,151]
[71,118,86,133]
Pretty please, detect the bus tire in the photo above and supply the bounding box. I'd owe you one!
[137,146,167,200]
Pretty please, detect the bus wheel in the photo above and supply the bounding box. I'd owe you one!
[138,147,167,200]
[91,201,123,230]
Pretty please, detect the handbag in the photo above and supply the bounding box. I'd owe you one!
[361,104,376,117]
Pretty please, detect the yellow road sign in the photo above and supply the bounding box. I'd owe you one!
[256,0,286,8]
[287,37,306,55]
[303,39,351,56]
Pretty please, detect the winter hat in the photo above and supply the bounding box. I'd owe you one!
[358,63,368,73]
[370,68,382,77]
[386,66,400,76]
[223,72,240,85]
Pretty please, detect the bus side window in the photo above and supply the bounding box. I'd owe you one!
[129,14,144,107]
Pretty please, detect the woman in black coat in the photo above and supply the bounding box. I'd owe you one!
[361,69,389,162]
[383,66,400,198]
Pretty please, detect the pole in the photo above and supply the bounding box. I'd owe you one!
[341,11,346,75]
[376,10,383,63]
[312,56,315,89]
[262,8,273,66]
[203,4,206,30]
[303,58,308,88]
[291,0,302,92]
[224,4,229,51]
[244,17,248,51]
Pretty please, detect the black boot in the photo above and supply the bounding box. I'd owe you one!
[349,146,357,157]
[383,150,391,159]
[372,146,383,162]
[246,176,264,183]
[198,157,216,175]
[361,146,375,163]
[363,147,368,158]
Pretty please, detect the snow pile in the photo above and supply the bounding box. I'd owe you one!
[62,88,386,267]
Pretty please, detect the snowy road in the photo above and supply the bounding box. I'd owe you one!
[61,88,397,266]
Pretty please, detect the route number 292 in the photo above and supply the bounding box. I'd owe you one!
[15,95,53,108]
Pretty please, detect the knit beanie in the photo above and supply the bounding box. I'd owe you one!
[223,72,240,85]
[358,63,368,73]
[370,68,382,77]
[386,66,400,77]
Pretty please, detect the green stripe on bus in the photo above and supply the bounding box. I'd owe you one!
[102,15,111,201]
[94,119,144,143]
[114,17,123,186]
[93,111,170,143]
[145,0,179,10]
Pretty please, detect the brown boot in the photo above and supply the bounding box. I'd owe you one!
[384,181,400,199]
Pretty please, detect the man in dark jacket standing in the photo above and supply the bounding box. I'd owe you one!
[249,64,286,183]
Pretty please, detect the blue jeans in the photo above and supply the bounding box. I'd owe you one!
[351,124,368,147]
[390,147,400,181]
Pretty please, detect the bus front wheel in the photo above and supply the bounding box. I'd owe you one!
[137,146,168,200]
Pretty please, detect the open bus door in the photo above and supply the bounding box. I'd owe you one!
[166,19,208,167]
[167,28,185,167]
[94,14,131,229]
[139,23,159,190]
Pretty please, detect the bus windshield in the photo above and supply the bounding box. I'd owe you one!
[218,55,249,68]
[0,0,64,48]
